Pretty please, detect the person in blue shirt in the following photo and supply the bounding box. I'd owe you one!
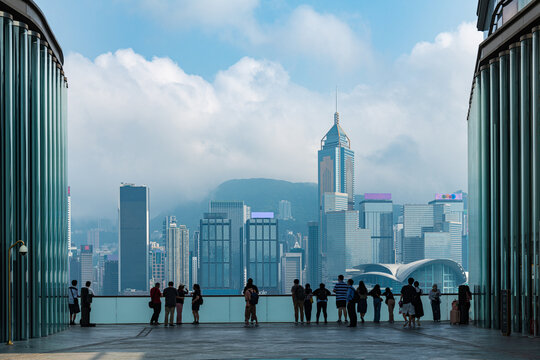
[346,279,357,327]
[333,275,349,323]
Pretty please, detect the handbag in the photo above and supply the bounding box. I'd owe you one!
[148,301,154,308]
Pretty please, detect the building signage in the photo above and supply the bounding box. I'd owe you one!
[435,193,463,201]
[364,193,391,200]
[251,212,274,219]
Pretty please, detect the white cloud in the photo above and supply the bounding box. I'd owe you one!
[66,22,482,218]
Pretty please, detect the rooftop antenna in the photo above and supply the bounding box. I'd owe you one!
[334,86,339,125]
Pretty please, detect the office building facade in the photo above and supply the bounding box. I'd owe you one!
[278,200,293,220]
[0,0,68,342]
[149,243,165,287]
[79,245,93,285]
[325,210,371,282]
[468,0,540,334]
[402,204,434,263]
[245,217,279,293]
[119,184,149,292]
[281,252,303,293]
[198,213,234,293]
[103,258,119,296]
[307,221,320,285]
[209,201,250,291]
[358,193,394,263]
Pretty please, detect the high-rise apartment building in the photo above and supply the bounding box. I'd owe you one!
[402,204,434,263]
[281,252,303,293]
[245,215,279,294]
[209,201,250,291]
[198,213,234,293]
[79,245,93,285]
[164,216,190,288]
[149,242,165,287]
[358,193,394,263]
[0,0,69,341]
[469,0,540,334]
[325,210,371,282]
[119,183,149,292]
[278,200,293,220]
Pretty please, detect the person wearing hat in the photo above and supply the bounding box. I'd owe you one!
[175,283,189,325]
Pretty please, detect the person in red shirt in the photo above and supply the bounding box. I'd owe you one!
[150,283,162,325]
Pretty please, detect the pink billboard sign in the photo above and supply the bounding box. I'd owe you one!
[364,193,392,200]
[435,193,463,201]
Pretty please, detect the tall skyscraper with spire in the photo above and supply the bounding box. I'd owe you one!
[317,103,355,282]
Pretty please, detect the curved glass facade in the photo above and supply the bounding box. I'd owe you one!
[468,26,540,334]
[0,7,68,342]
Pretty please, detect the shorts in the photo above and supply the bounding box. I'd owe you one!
[401,302,415,316]
[69,303,80,315]
[192,303,200,311]
[336,300,346,309]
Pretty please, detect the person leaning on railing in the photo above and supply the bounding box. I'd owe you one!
[429,284,441,322]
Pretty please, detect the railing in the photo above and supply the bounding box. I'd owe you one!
[87,294,473,324]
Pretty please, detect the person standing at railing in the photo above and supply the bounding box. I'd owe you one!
[291,279,305,324]
[458,284,472,325]
[429,284,441,322]
[400,277,416,328]
[312,283,331,324]
[192,284,202,324]
[412,281,424,327]
[346,279,358,327]
[382,287,395,323]
[176,284,188,325]
[333,275,348,324]
[163,282,178,327]
[68,280,80,326]
[304,284,313,324]
[243,278,259,327]
[356,281,368,323]
[150,282,162,325]
[368,284,382,323]
[80,281,95,327]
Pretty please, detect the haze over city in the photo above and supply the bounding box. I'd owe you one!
[38,0,481,219]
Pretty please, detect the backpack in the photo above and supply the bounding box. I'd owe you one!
[249,291,259,305]
[295,285,305,301]
[352,289,360,303]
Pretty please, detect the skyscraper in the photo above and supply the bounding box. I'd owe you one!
[281,252,303,293]
[198,213,234,293]
[307,221,320,285]
[209,201,250,291]
[325,210,371,282]
[119,183,149,292]
[103,257,119,296]
[424,232,452,260]
[68,186,72,255]
[429,194,465,265]
[164,216,190,288]
[358,193,394,263]
[149,242,165,287]
[246,214,279,293]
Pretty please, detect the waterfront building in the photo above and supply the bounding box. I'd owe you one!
[358,193,394,263]
[209,201,250,291]
[350,259,467,294]
[307,221,320,285]
[0,0,69,341]
[103,257,119,296]
[393,223,404,263]
[468,0,540,334]
[198,213,234,294]
[245,215,279,294]
[430,193,465,265]
[119,183,149,292]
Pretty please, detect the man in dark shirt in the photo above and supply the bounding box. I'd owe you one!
[150,283,162,325]
[400,277,416,328]
[80,281,95,327]
[163,282,178,326]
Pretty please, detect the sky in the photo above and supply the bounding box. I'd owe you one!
[37,0,481,219]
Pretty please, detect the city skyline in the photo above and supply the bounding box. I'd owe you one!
[35,0,481,220]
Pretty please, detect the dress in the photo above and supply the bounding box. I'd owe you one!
[357,294,368,314]
[412,287,424,318]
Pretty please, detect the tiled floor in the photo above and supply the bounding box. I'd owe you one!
[1,322,539,359]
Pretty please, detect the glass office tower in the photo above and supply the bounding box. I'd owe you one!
[358,193,394,263]
[119,184,149,293]
[469,0,539,335]
[0,0,68,342]
[245,216,279,294]
[198,213,234,294]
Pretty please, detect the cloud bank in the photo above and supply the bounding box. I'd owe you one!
[66,22,482,219]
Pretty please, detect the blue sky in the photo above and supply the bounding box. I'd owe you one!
[35,1,482,218]
[39,0,477,90]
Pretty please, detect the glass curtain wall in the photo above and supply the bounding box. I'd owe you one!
[468,28,540,335]
[0,10,68,342]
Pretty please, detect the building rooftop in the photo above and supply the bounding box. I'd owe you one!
[1,323,537,359]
